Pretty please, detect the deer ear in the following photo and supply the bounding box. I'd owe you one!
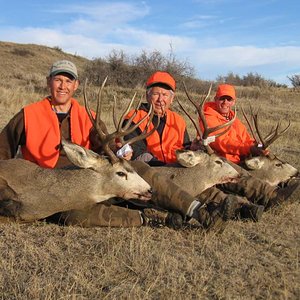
[244,157,264,170]
[62,140,106,169]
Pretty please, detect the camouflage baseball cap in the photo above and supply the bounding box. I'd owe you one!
[49,60,78,79]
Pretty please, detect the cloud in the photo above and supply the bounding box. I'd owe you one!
[182,15,216,29]
[51,2,150,37]
[193,46,300,67]
[188,46,300,84]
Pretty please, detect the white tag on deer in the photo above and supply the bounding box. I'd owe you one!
[203,136,216,146]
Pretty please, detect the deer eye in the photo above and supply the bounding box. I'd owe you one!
[215,160,223,166]
[116,171,127,177]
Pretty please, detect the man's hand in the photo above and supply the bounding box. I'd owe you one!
[116,142,133,160]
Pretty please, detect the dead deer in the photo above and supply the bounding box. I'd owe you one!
[0,78,155,222]
[240,105,299,186]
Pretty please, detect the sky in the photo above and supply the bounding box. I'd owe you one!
[0,0,299,86]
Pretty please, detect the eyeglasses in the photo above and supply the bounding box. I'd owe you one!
[217,96,234,102]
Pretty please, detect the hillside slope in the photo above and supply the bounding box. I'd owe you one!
[0,41,88,81]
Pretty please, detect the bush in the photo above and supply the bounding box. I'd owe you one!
[287,75,300,88]
[83,48,196,91]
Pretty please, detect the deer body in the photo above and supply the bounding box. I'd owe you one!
[176,149,298,188]
[154,151,240,197]
[0,142,152,222]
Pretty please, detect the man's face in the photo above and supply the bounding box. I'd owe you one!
[47,73,79,105]
[147,86,174,117]
[215,95,235,116]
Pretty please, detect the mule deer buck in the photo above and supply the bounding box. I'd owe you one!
[240,105,298,186]
[0,78,156,222]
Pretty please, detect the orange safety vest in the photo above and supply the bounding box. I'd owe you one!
[199,102,255,164]
[22,98,94,168]
[126,109,186,163]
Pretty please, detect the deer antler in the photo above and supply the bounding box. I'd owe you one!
[83,77,158,164]
[177,82,236,154]
[241,103,291,150]
[112,93,160,146]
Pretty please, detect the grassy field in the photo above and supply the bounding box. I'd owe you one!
[0,41,299,299]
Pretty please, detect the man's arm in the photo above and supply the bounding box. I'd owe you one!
[0,110,25,159]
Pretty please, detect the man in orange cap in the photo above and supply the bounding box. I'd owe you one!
[124,71,190,165]
[201,83,267,164]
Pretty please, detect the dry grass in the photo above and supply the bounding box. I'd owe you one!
[0,202,299,299]
[0,41,299,299]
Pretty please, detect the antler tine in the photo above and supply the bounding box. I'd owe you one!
[251,108,266,148]
[242,103,291,150]
[117,92,140,131]
[112,95,119,130]
[112,93,139,131]
[109,89,160,146]
[241,104,259,144]
[182,83,215,154]
[123,104,160,146]
[83,77,119,164]
[83,78,108,139]
[263,120,291,149]
[83,78,97,130]
[176,96,203,139]
[95,76,109,134]
[183,81,211,134]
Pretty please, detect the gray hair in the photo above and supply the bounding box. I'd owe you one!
[146,87,174,98]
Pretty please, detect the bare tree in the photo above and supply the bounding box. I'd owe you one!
[287,74,300,88]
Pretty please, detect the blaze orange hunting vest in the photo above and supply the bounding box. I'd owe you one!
[200,102,255,164]
[22,98,93,168]
[126,109,186,163]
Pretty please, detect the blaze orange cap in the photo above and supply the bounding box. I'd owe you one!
[146,71,176,91]
[215,84,236,100]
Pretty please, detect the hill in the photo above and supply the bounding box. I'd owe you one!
[0,41,88,80]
